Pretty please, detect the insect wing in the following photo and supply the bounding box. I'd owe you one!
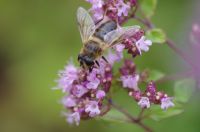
[77,7,96,43]
[103,26,140,47]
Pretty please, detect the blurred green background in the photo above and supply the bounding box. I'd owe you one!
[0,0,200,132]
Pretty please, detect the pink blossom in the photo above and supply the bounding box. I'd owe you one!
[107,50,123,65]
[86,70,100,89]
[116,0,131,17]
[86,0,104,9]
[98,59,107,75]
[86,0,104,21]
[65,112,80,126]
[129,0,137,6]
[85,101,101,117]
[96,90,106,99]
[72,84,88,98]
[146,81,157,102]
[58,62,78,92]
[135,36,152,54]
[62,95,76,108]
[120,75,139,90]
[114,44,125,52]
[86,79,100,89]
[138,97,150,109]
[161,97,174,110]
[91,7,104,21]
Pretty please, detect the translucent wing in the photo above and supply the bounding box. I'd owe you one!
[77,7,96,43]
[103,26,140,47]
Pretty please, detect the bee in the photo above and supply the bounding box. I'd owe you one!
[77,7,140,71]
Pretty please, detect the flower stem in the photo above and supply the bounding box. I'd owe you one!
[165,38,196,69]
[137,109,145,121]
[108,99,153,132]
[156,70,194,83]
[134,14,196,69]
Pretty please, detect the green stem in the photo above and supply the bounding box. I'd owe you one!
[108,99,153,132]
[156,70,194,83]
[134,14,196,69]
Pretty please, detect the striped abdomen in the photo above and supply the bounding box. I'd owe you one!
[94,20,117,40]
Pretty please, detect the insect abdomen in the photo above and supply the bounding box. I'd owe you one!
[94,21,117,40]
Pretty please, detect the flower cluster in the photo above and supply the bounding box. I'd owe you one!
[86,0,152,58]
[56,0,175,126]
[86,0,137,24]
[119,59,174,110]
[58,60,112,125]
[112,30,152,59]
[130,81,174,110]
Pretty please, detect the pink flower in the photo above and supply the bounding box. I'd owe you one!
[86,0,104,9]
[161,97,174,110]
[131,91,142,101]
[129,0,137,6]
[86,70,100,89]
[116,0,131,17]
[120,75,139,90]
[58,62,78,92]
[65,112,80,126]
[146,81,157,102]
[107,50,123,65]
[114,44,125,52]
[98,59,107,75]
[138,97,150,109]
[86,79,100,89]
[87,68,99,79]
[120,59,136,75]
[91,7,104,21]
[96,90,106,99]
[62,95,76,108]
[85,101,101,117]
[72,85,88,98]
[86,0,104,21]
[135,36,152,54]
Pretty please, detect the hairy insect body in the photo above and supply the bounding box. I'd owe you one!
[82,41,102,61]
[79,20,117,69]
[77,7,140,70]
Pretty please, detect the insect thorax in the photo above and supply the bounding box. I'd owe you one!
[94,20,117,40]
[83,40,102,59]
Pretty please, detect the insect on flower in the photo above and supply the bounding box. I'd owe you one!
[77,7,140,71]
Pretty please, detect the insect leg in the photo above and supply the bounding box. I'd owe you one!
[95,60,100,67]
[89,67,93,72]
[115,17,121,29]
[102,56,108,63]
[95,9,108,25]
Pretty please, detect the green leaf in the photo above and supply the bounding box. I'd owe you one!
[146,105,184,121]
[140,0,157,18]
[146,28,166,44]
[99,109,128,123]
[148,70,165,81]
[150,106,183,121]
[174,79,195,103]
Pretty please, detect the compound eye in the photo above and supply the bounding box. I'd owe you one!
[87,61,94,66]
[84,56,94,66]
